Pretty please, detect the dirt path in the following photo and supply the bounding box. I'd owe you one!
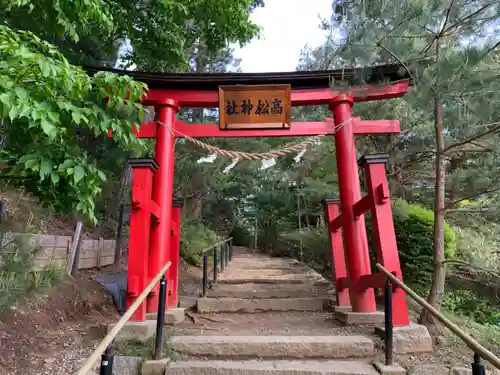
[0,271,118,375]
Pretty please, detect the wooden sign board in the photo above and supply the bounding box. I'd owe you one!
[219,84,291,130]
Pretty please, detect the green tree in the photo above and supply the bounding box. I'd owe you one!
[298,0,500,325]
[2,0,262,71]
[0,0,262,223]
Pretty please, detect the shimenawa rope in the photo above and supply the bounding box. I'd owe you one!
[153,117,352,161]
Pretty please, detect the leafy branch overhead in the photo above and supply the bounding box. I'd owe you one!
[0,0,261,222]
[1,0,262,70]
[0,25,147,223]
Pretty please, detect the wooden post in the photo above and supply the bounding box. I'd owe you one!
[97,237,104,269]
[114,204,125,267]
[67,221,83,276]
[0,200,5,249]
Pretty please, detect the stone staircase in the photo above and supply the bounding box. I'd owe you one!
[142,247,395,375]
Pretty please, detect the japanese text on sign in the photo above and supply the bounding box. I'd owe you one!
[225,98,284,116]
[219,84,291,130]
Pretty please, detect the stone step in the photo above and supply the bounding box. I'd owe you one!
[207,283,333,299]
[196,297,329,313]
[170,335,375,359]
[163,359,379,375]
[217,278,329,285]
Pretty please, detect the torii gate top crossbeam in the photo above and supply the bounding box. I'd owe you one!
[84,63,411,107]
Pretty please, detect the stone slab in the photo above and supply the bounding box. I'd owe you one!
[141,358,170,375]
[110,320,156,342]
[405,364,448,375]
[179,296,198,309]
[333,305,353,313]
[207,283,333,299]
[335,311,385,325]
[145,307,185,325]
[374,323,432,354]
[164,360,380,375]
[450,366,500,375]
[170,335,375,359]
[373,362,406,375]
[113,356,142,375]
[197,297,328,313]
[218,278,330,285]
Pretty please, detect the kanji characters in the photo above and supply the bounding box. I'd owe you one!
[241,99,254,115]
[271,98,283,115]
[226,100,239,115]
[255,99,270,115]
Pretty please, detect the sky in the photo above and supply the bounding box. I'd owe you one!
[232,0,333,73]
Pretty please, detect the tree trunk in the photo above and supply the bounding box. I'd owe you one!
[419,41,447,326]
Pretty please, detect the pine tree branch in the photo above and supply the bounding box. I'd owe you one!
[443,259,500,280]
[446,208,491,213]
[443,3,496,36]
[467,140,494,152]
[447,183,500,207]
[444,121,500,153]
[390,34,431,39]
[478,40,500,61]
[378,14,420,44]
[438,0,456,37]
[411,21,437,36]
[375,41,415,82]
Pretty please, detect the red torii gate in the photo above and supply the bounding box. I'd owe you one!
[101,64,410,326]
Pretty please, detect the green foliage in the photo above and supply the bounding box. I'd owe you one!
[0,25,147,223]
[0,0,262,225]
[1,0,261,70]
[443,289,500,326]
[279,227,331,270]
[0,236,64,316]
[454,224,500,272]
[277,200,457,289]
[389,199,456,286]
[180,216,221,266]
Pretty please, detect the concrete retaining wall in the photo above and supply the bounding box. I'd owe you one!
[1,232,118,270]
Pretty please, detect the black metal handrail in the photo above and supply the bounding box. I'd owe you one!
[201,237,233,297]
[377,263,500,372]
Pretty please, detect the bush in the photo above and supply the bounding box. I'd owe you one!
[454,225,500,272]
[180,217,221,266]
[443,289,500,326]
[280,227,330,268]
[0,236,63,316]
[279,199,456,290]
[230,225,254,248]
[365,199,456,288]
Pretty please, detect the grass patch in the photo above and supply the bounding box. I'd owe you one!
[0,236,64,316]
[113,328,178,360]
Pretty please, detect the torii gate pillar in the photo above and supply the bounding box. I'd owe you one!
[147,99,179,313]
[329,95,377,313]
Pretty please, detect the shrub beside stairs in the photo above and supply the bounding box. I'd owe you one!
[144,247,394,375]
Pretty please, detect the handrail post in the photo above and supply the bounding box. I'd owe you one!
[202,252,209,297]
[229,239,233,261]
[384,277,393,366]
[213,247,218,283]
[220,244,225,272]
[225,242,230,265]
[224,243,228,268]
[154,274,167,360]
[99,345,114,375]
[472,353,486,375]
